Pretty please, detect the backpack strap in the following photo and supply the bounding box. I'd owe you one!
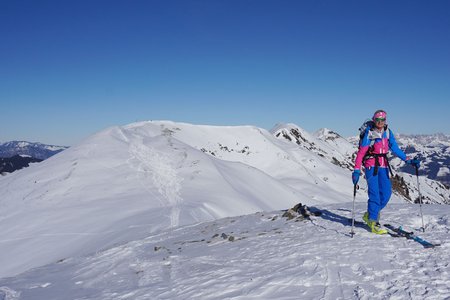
[362,127,375,161]
[363,125,393,177]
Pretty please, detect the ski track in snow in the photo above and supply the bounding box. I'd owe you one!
[128,137,185,228]
[1,204,448,300]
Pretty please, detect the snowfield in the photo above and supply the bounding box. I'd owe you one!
[0,121,449,299]
[0,203,448,300]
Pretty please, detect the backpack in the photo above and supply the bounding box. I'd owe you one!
[358,119,374,147]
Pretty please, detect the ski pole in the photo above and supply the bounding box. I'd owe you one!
[415,165,425,232]
[351,184,357,237]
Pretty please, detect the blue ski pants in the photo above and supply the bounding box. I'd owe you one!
[365,167,392,221]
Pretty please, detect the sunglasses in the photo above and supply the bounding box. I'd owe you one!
[375,118,386,122]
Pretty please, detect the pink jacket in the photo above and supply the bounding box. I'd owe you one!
[354,127,407,171]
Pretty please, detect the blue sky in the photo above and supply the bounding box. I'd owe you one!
[1,0,449,145]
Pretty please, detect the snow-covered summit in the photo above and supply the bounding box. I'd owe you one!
[270,123,316,147]
[271,123,356,171]
[314,127,342,140]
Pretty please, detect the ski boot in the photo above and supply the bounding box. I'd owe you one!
[363,212,387,235]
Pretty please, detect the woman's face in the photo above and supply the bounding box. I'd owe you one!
[374,117,386,130]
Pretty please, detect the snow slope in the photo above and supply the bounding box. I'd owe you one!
[0,203,448,299]
[0,120,449,300]
[0,121,360,279]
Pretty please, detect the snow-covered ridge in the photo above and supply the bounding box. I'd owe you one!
[0,120,448,282]
[0,121,321,278]
[271,123,356,170]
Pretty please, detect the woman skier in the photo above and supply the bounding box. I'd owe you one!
[352,109,420,234]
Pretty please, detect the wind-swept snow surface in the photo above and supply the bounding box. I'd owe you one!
[0,203,448,299]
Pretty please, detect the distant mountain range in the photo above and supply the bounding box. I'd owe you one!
[0,141,68,174]
[395,134,450,187]
[0,141,68,160]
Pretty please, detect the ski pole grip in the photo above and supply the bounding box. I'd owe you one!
[415,165,419,176]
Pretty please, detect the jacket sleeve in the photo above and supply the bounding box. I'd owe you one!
[388,129,407,161]
[354,129,370,170]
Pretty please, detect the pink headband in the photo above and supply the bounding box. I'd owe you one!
[373,110,387,120]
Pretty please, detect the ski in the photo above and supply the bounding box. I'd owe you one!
[303,206,434,244]
[384,224,440,248]
[346,218,400,237]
